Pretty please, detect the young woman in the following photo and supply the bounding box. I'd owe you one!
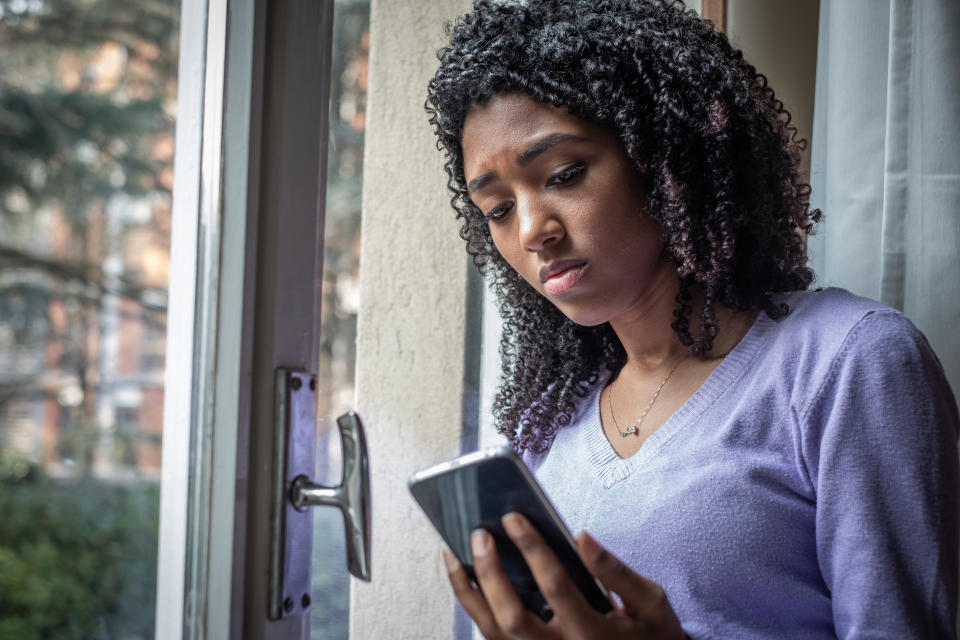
[425,1,960,638]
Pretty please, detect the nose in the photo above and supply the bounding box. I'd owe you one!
[516,196,564,252]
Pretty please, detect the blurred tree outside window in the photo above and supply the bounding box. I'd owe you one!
[0,0,371,636]
[0,0,178,637]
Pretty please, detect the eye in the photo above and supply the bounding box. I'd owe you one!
[545,162,586,187]
[484,202,513,223]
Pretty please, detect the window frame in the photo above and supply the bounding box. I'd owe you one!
[156,0,336,638]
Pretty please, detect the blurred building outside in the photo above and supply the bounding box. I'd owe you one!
[0,0,177,483]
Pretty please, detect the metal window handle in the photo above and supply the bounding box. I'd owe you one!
[269,369,371,621]
[290,411,371,581]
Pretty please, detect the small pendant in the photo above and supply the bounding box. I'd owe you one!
[619,425,639,438]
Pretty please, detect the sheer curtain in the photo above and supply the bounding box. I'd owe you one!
[808,0,960,396]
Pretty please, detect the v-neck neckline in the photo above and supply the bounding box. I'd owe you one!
[581,310,774,488]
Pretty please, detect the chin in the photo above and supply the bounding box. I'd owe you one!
[557,305,611,328]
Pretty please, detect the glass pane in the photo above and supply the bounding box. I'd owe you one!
[0,0,179,637]
[311,0,369,638]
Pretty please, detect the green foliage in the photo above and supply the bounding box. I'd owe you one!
[0,87,170,203]
[0,447,42,483]
[0,459,159,640]
[0,0,179,224]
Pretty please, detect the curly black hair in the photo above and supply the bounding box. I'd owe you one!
[426,0,820,453]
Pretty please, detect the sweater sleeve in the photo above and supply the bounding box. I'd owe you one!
[801,310,960,639]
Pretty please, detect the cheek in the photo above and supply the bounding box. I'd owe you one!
[601,213,665,280]
[489,226,523,271]
[488,227,510,261]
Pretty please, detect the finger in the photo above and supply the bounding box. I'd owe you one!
[576,531,679,627]
[442,548,501,638]
[501,513,599,635]
[471,528,545,638]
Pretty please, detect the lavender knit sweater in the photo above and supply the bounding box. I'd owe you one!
[524,288,959,639]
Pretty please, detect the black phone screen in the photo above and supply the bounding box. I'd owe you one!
[409,451,612,621]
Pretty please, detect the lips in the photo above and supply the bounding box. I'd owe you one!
[540,260,588,295]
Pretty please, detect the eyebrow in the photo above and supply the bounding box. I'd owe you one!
[466,132,588,193]
[516,132,586,166]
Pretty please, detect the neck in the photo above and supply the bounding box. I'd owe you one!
[608,255,688,373]
[608,259,753,376]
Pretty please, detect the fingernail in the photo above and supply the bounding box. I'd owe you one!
[502,512,527,537]
[441,548,458,572]
[471,529,492,558]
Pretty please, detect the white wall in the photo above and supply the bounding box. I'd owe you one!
[350,1,472,638]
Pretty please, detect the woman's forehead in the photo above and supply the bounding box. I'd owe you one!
[461,94,596,170]
[464,94,574,136]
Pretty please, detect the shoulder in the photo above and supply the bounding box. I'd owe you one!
[750,287,956,424]
[770,288,958,435]
[772,286,899,341]
[762,287,930,376]
[777,287,937,373]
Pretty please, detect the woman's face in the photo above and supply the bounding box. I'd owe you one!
[461,93,674,327]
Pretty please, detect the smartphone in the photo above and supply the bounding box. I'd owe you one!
[408,446,613,622]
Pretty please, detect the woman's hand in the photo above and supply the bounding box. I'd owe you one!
[443,512,686,639]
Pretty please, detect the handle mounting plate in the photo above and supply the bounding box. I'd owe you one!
[268,369,317,620]
[268,368,371,621]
